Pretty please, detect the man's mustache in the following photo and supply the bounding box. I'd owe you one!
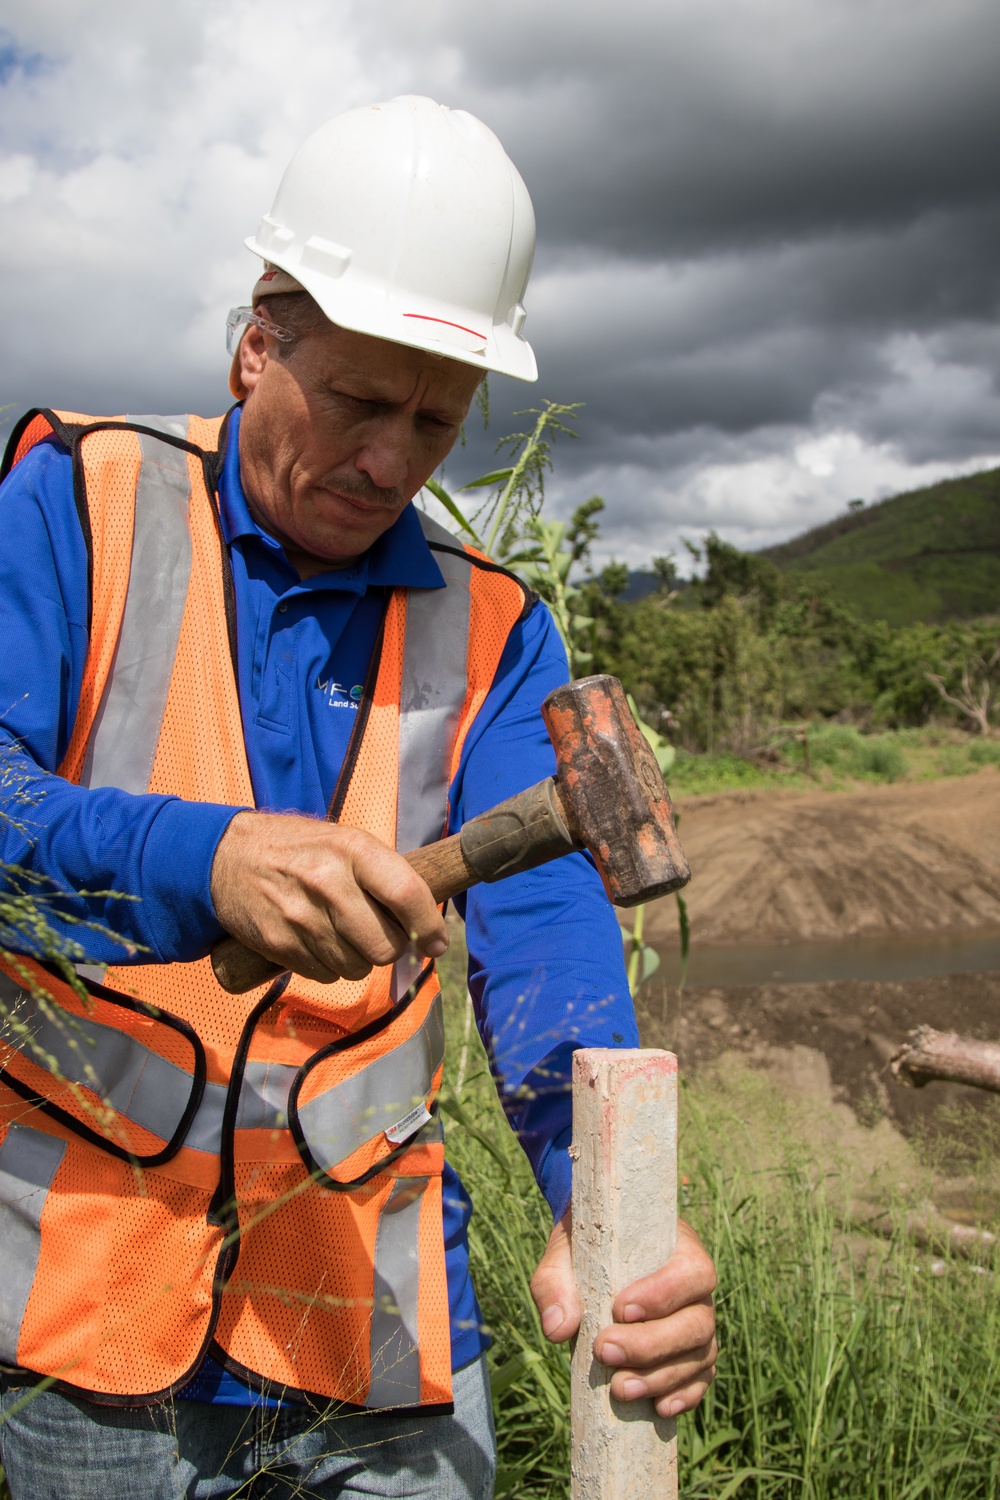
[318,475,404,509]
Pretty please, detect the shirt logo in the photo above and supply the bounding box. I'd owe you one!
[315,678,364,710]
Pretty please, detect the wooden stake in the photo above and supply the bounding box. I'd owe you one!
[571,1048,678,1500]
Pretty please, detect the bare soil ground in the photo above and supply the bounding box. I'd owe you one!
[642,765,1000,949]
[634,769,1000,1212]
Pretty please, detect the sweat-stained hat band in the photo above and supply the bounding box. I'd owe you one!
[252,264,306,301]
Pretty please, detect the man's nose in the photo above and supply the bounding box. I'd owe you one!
[354,414,410,491]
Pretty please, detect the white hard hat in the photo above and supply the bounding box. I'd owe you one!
[244,95,538,382]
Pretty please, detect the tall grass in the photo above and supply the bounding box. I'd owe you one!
[445,1074,571,1498]
[441,963,1000,1498]
[678,1086,1000,1498]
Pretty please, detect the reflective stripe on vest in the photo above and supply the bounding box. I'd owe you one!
[293,994,445,1178]
[396,514,471,852]
[82,417,194,793]
[0,1125,67,1365]
[366,1176,426,1409]
[0,971,201,1153]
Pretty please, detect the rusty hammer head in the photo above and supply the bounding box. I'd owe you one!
[542,675,690,907]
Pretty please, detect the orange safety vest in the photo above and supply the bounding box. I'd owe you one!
[0,409,531,1409]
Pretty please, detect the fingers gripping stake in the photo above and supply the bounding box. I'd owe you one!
[211,676,691,993]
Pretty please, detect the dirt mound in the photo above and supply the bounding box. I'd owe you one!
[645,767,1000,948]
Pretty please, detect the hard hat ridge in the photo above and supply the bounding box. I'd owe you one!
[243,95,538,382]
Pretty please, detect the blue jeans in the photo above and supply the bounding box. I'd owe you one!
[0,1356,496,1499]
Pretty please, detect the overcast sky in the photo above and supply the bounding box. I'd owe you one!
[2,0,998,570]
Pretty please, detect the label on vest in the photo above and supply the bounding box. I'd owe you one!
[384,1102,433,1145]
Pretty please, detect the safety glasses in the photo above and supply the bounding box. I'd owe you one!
[226,306,294,357]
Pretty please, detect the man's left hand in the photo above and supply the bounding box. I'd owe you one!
[529,1213,717,1419]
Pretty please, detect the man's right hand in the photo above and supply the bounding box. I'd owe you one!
[209,811,448,985]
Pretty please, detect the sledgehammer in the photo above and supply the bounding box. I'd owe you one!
[211,674,691,994]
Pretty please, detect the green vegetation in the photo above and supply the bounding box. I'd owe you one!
[678,1073,1000,1499]
[440,949,1000,1498]
[586,533,1000,764]
[761,467,1000,627]
[2,797,995,1499]
[663,722,1000,797]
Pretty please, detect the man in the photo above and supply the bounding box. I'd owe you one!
[0,97,715,1498]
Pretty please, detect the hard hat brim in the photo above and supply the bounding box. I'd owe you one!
[244,235,538,383]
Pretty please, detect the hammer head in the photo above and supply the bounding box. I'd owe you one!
[542,675,690,907]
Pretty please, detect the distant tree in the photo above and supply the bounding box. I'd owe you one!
[848,498,865,513]
[598,560,629,600]
[925,641,1000,736]
[651,553,678,592]
[695,532,781,625]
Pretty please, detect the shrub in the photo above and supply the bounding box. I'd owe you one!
[806,725,906,782]
[854,738,907,781]
[809,725,864,765]
[969,738,1000,766]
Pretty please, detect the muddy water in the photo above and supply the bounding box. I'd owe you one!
[655,926,1000,988]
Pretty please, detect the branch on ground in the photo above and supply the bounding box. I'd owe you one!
[890,1025,1000,1094]
[858,1204,997,1258]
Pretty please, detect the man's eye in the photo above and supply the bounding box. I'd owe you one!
[325,389,373,413]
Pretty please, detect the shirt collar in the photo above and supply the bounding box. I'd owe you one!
[217,405,446,592]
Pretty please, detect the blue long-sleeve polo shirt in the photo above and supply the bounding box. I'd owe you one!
[0,407,635,1401]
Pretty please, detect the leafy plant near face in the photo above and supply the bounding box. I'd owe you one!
[513,513,599,678]
[427,402,609,677]
[425,400,582,559]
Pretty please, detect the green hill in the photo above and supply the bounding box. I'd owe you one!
[760,466,1000,625]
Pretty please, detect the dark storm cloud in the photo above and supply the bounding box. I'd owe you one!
[445,200,1000,491]
[357,0,1000,255]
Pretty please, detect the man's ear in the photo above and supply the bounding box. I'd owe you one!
[230,322,269,401]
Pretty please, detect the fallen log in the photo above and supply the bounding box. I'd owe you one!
[890,1026,1000,1095]
[864,1204,996,1258]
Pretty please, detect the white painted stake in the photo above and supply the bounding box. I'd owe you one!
[570,1048,678,1500]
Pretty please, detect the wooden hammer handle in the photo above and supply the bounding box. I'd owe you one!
[210,778,579,995]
